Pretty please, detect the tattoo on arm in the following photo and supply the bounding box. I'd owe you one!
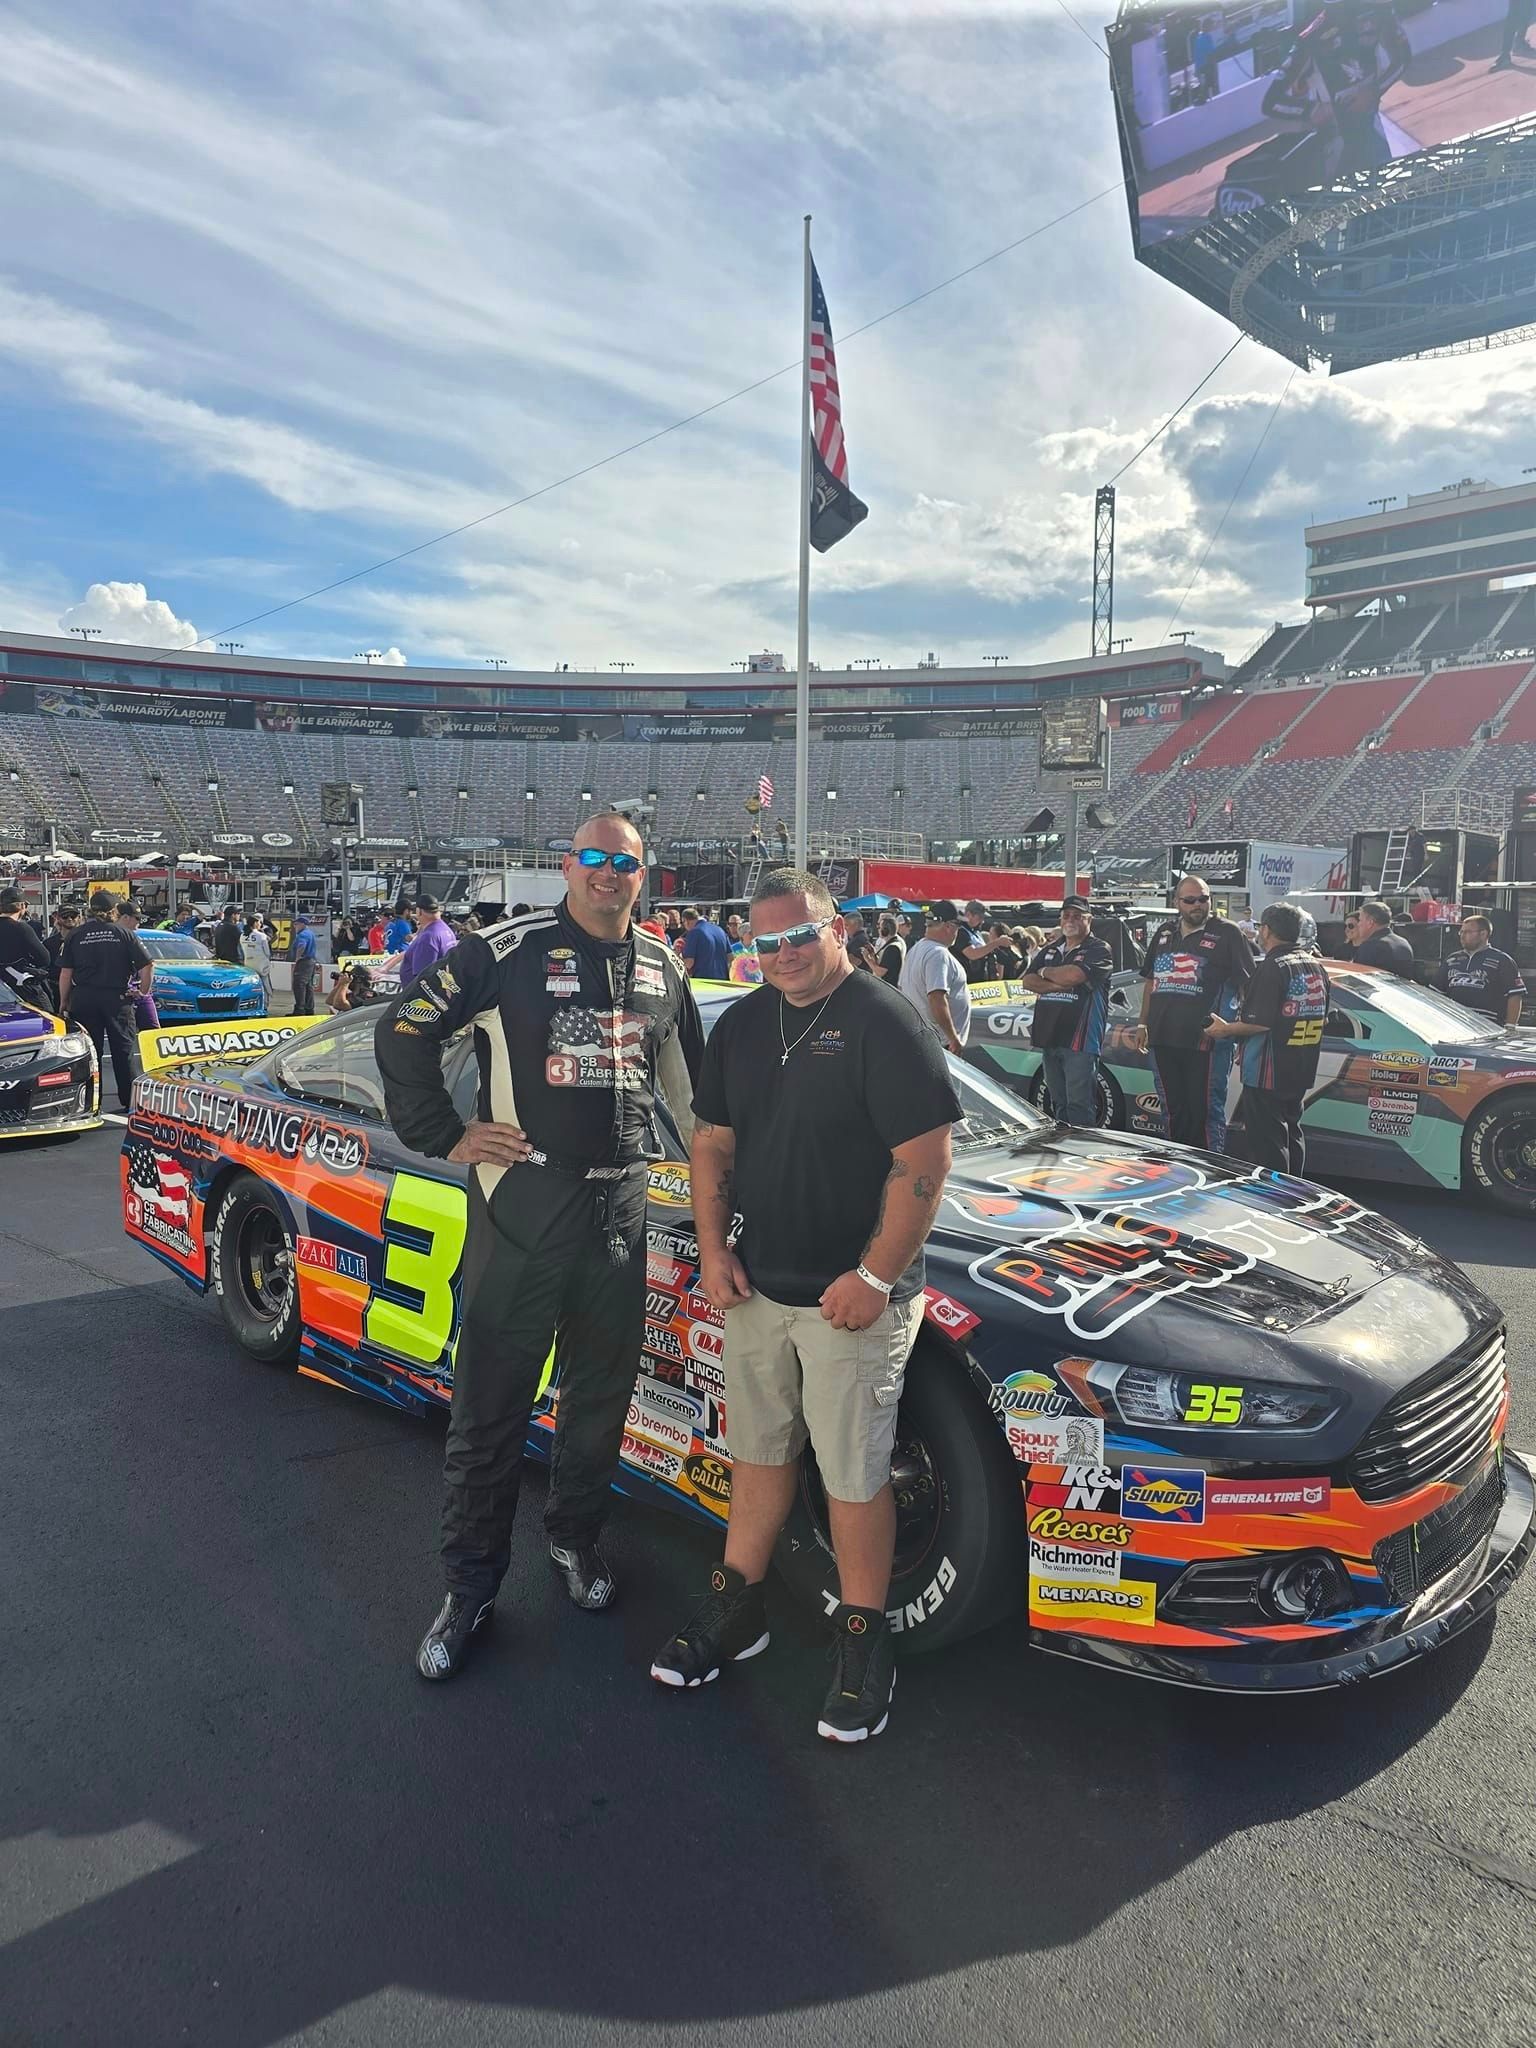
[912,1174,937,1201]
[694,1118,717,1136]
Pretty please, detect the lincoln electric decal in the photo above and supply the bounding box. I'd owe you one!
[959,1155,1372,1340]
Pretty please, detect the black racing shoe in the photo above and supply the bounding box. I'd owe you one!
[650,1564,769,1688]
[818,1604,895,1743]
[416,1591,495,1681]
[549,1542,617,1612]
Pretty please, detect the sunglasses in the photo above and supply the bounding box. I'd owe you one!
[753,916,834,955]
[574,848,642,874]
[1177,894,1209,905]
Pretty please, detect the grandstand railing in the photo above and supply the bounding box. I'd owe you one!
[1420,789,1509,834]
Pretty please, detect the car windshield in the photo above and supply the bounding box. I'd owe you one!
[1334,971,1502,1046]
[141,933,213,962]
[949,1058,1050,1148]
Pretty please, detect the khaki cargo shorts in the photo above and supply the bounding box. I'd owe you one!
[721,1288,925,1503]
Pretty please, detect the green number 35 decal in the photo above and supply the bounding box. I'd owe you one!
[1183,1382,1243,1424]
[364,1172,467,1371]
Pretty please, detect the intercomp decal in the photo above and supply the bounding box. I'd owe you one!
[962,1156,1373,1340]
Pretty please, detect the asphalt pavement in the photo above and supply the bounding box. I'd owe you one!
[2,1125,1535,2048]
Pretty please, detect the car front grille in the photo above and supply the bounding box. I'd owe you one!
[197,996,239,1015]
[1349,1332,1508,1505]
[1371,1455,1506,1605]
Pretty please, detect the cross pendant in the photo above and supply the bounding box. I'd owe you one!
[779,1050,789,1065]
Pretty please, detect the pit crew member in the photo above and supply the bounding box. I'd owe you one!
[1129,877,1252,1151]
[58,889,152,1111]
[1206,901,1330,1175]
[1018,898,1112,1127]
[1431,916,1526,1028]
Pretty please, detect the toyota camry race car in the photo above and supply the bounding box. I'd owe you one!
[120,985,1534,1691]
[967,965,1536,1216]
[139,930,265,1022]
[0,981,100,1140]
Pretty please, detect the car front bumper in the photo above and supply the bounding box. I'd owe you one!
[1033,1452,1536,1693]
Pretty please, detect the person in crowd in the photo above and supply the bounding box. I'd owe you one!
[398,895,458,987]
[328,963,379,1012]
[725,912,747,953]
[241,912,274,1006]
[114,903,161,1029]
[366,911,388,955]
[58,890,152,1110]
[1351,899,1416,978]
[1019,899,1113,1127]
[1206,902,1330,1175]
[172,902,201,936]
[1340,909,1360,959]
[844,910,882,975]
[212,904,244,965]
[951,899,1007,983]
[876,913,905,983]
[507,902,532,919]
[681,905,731,981]
[333,914,360,957]
[898,900,971,1052]
[384,902,414,954]
[1431,914,1526,1027]
[45,907,83,1009]
[0,886,52,1003]
[651,868,960,1743]
[986,922,1023,980]
[375,815,704,1682]
[1129,877,1253,1150]
[290,914,319,1015]
[1018,923,1046,959]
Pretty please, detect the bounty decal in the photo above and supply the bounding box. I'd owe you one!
[988,1368,1077,1420]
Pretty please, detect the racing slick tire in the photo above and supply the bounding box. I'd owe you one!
[773,1341,1024,1653]
[1026,1066,1119,1130]
[1463,1090,1536,1216]
[211,1173,302,1364]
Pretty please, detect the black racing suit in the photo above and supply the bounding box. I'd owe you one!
[376,903,704,1601]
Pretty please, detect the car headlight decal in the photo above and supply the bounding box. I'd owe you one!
[1087,1360,1337,1433]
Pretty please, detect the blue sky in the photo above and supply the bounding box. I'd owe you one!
[0,0,1530,675]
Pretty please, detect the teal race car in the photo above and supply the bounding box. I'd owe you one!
[139,931,266,1023]
[965,965,1536,1216]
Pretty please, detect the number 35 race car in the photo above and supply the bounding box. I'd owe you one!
[121,988,1535,1692]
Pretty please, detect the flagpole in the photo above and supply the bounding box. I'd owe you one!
[794,213,812,871]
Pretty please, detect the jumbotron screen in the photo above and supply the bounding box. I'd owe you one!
[1109,0,1536,248]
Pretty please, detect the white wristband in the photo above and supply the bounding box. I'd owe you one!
[856,1263,894,1296]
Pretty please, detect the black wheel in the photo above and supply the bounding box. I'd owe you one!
[211,1174,301,1362]
[772,1342,1025,1653]
[1026,1066,1116,1129]
[1463,1090,1536,1216]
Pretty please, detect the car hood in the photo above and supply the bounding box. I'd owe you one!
[930,1121,1495,1390]
[0,1005,59,1046]
[154,963,260,985]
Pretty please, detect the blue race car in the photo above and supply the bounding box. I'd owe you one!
[139,931,266,1022]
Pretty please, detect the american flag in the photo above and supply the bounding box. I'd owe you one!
[807,261,868,554]
[125,1140,190,1223]
[757,774,774,809]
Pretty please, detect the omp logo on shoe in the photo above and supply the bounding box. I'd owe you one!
[426,1642,450,1673]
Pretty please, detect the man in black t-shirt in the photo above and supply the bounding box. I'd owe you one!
[651,868,960,1745]
[1430,915,1526,1028]
[1206,902,1330,1174]
[58,890,154,1109]
[0,888,51,1004]
[212,906,244,965]
[1351,900,1416,979]
[1020,899,1113,1127]
[1131,876,1252,1151]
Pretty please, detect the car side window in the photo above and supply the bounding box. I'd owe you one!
[272,1011,389,1121]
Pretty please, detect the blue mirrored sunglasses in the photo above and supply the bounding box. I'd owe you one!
[575,848,642,874]
[754,916,834,955]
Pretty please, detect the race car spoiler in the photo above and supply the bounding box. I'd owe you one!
[136,1014,327,1072]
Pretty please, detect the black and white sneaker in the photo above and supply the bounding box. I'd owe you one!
[416,1591,495,1681]
[650,1564,769,1688]
[549,1542,617,1611]
[817,1604,895,1742]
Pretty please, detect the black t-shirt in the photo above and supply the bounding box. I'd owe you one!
[846,928,880,973]
[59,916,151,997]
[0,915,51,992]
[1028,933,1113,1053]
[692,971,962,1306]
[1239,949,1330,1097]
[213,920,244,963]
[1139,916,1253,1048]
[1431,947,1525,1023]
[1352,927,1415,979]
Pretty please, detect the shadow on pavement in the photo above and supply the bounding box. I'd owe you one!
[0,1283,1498,2044]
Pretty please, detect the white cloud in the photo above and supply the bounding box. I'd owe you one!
[57,580,202,649]
[356,647,408,665]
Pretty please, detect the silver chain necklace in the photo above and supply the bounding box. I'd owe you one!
[778,983,839,1065]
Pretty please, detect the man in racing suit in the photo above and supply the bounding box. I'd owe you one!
[1130,876,1252,1152]
[1262,1,1409,180]
[376,813,704,1682]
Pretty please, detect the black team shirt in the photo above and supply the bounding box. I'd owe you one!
[692,972,962,1306]
[1139,915,1252,1048]
[1238,949,1330,1096]
[59,916,150,999]
[1431,946,1525,1024]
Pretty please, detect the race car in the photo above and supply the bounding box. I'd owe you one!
[119,985,1534,1691]
[966,964,1536,1215]
[0,981,101,1140]
[138,930,266,1022]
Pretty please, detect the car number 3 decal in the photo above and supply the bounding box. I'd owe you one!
[364,1172,467,1370]
[1183,1382,1243,1424]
